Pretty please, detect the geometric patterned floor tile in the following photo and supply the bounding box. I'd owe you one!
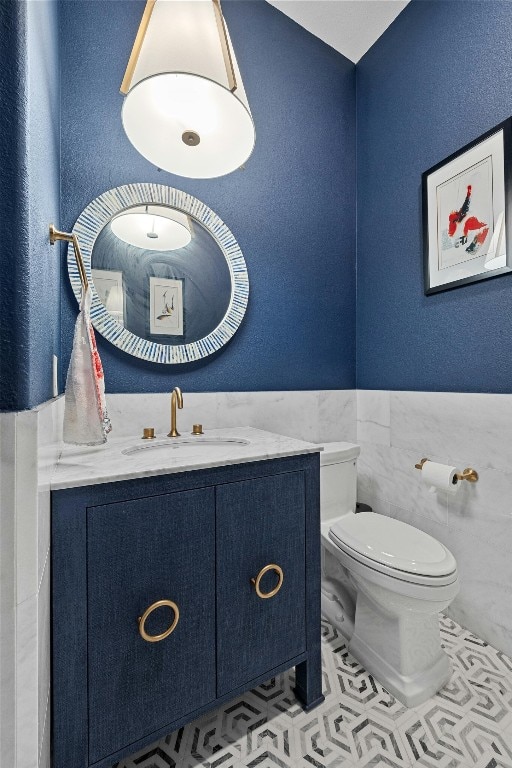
[498,654,512,677]
[254,673,309,727]
[458,715,512,767]
[116,615,512,768]
[439,615,470,640]
[401,703,469,767]
[295,700,359,763]
[349,720,411,766]
[239,718,300,764]
[451,644,503,678]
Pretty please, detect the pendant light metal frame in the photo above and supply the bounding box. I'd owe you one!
[120,0,237,96]
[120,0,157,95]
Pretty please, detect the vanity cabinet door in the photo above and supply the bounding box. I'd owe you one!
[216,471,306,695]
[87,488,216,764]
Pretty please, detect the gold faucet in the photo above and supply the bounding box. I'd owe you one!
[168,387,183,438]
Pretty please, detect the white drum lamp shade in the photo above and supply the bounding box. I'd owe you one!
[110,205,192,250]
[120,0,255,179]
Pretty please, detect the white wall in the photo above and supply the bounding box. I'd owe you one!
[0,397,63,768]
[357,389,512,658]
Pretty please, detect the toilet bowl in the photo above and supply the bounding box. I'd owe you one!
[320,442,459,707]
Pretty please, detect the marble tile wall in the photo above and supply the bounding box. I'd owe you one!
[105,390,357,444]
[356,390,512,659]
[0,413,16,768]
[36,396,64,768]
[0,396,63,768]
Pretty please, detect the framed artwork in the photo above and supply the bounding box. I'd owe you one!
[91,269,125,324]
[150,277,184,336]
[422,118,512,294]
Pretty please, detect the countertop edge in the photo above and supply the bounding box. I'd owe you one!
[50,445,322,491]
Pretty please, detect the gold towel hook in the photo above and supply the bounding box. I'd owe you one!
[49,224,88,291]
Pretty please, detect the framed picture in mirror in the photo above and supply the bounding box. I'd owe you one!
[91,269,125,325]
[422,117,512,294]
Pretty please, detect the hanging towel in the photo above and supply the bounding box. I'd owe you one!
[63,287,112,445]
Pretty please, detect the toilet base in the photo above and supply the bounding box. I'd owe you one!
[323,598,453,707]
[348,583,454,707]
[322,563,456,707]
[349,631,452,708]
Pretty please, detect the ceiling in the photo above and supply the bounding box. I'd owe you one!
[266,0,410,63]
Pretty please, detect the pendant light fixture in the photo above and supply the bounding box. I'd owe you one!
[110,205,192,251]
[120,0,255,179]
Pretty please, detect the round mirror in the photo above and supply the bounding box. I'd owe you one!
[68,184,249,363]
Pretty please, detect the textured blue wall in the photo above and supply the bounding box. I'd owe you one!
[59,0,356,393]
[357,0,512,393]
[26,0,61,407]
[0,1,28,410]
[0,0,61,411]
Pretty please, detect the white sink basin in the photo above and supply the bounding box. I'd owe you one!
[122,437,251,457]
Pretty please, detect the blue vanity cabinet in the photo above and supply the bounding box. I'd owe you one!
[52,454,323,768]
[86,489,216,764]
[216,472,306,694]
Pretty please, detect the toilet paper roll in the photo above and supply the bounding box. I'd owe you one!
[422,461,460,494]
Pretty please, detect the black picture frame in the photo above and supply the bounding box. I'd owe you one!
[421,117,512,296]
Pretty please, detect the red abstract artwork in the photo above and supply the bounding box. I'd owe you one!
[448,184,488,254]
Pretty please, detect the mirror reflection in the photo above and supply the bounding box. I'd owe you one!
[91,205,232,345]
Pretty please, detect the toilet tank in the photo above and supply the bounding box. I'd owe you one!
[320,442,360,523]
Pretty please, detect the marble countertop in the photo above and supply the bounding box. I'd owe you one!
[50,426,322,490]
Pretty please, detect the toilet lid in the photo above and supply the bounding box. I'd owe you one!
[329,513,456,577]
[320,442,360,465]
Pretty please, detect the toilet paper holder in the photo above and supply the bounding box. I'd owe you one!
[414,458,479,483]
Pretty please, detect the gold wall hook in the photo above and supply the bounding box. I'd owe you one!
[49,224,88,291]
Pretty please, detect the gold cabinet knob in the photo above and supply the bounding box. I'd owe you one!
[250,564,284,599]
[138,599,180,642]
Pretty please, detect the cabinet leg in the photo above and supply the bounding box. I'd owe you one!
[294,652,324,712]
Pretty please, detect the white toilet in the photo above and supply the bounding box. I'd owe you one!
[320,442,459,707]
